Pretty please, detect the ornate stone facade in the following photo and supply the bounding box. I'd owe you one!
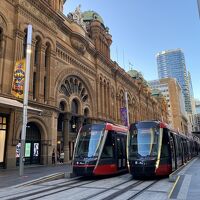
[0,0,167,168]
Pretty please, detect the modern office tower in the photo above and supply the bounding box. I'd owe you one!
[188,71,194,98]
[188,71,196,114]
[156,49,192,114]
[148,78,188,134]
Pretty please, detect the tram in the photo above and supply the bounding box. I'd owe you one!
[127,120,200,178]
[72,123,128,176]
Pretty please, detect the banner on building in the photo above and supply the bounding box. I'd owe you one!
[120,107,128,126]
[11,59,26,98]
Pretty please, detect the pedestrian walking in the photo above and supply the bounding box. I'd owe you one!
[60,151,64,163]
[52,148,56,165]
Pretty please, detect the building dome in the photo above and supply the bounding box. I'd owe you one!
[82,11,104,25]
[127,69,143,80]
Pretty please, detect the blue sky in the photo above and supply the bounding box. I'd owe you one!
[64,0,200,100]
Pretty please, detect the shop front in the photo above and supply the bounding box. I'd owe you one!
[0,115,7,168]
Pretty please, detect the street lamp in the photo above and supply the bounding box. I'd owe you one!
[19,24,32,176]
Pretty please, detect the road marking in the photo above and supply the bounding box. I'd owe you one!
[168,175,180,198]
[177,174,192,199]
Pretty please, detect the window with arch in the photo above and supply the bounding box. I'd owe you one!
[60,76,89,103]
[44,76,47,102]
[0,27,3,57]
[59,101,65,111]
[71,99,78,114]
[33,72,36,100]
[45,42,51,68]
[57,101,65,131]
[34,36,41,66]
[119,90,125,107]
[84,108,89,117]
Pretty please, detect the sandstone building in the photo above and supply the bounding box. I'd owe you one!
[0,0,167,169]
[149,78,188,134]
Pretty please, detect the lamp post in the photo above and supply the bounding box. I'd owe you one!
[19,24,32,176]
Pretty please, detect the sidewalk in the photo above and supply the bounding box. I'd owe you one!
[169,156,200,200]
[0,163,72,188]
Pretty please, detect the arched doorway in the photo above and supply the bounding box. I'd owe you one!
[58,75,92,161]
[16,122,41,165]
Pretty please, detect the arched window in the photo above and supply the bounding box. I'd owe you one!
[59,101,65,111]
[84,108,89,117]
[71,99,78,114]
[45,43,51,68]
[34,36,41,66]
[0,27,4,58]
[23,29,27,58]
[33,72,36,100]
[57,101,65,131]
[44,76,47,102]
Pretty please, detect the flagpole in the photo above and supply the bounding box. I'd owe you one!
[19,24,32,176]
[125,91,129,127]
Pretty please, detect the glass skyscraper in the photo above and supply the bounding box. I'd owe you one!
[156,49,192,113]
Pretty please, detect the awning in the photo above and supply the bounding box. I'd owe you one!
[0,96,42,113]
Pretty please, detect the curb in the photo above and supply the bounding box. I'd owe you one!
[13,172,66,188]
[169,157,197,182]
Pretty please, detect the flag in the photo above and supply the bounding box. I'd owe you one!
[120,107,128,126]
[11,59,26,98]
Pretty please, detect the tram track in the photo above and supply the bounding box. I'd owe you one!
[126,180,159,200]
[2,175,160,200]
[3,177,97,200]
[99,179,159,200]
[101,180,146,200]
[80,178,141,200]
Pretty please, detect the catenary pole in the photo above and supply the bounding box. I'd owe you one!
[19,24,32,176]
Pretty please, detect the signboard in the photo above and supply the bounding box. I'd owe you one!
[25,143,31,157]
[11,59,26,98]
[120,107,128,126]
[33,143,39,157]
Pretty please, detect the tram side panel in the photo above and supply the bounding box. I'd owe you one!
[94,131,127,175]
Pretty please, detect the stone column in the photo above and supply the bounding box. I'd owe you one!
[29,39,36,99]
[104,83,107,117]
[48,50,56,106]
[102,83,105,116]
[38,44,46,103]
[63,112,71,163]
[97,79,101,116]
[108,85,111,118]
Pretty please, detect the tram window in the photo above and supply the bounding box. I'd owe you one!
[101,131,114,158]
[120,136,126,157]
[117,137,123,157]
[160,129,170,157]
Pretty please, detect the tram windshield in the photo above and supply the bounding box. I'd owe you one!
[74,124,105,158]
[129,123,161,158]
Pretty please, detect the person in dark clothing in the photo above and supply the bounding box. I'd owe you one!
[52,148,56,165]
